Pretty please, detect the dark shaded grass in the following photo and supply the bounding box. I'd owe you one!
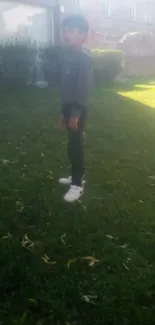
[1,84,155,324]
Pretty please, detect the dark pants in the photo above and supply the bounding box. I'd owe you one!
[62,104,85,187]
[68,126,84,186]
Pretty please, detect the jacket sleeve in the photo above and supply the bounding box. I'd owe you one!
[71,54,92,118]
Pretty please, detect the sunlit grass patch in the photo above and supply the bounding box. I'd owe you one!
[118,82,155,108]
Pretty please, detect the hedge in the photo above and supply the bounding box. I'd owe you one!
[92,49,124,84]
[0,40,124,89]
[0,39,35,89]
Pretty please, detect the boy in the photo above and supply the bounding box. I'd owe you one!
[59,14,92,203]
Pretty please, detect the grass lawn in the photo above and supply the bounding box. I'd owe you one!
[1,79,155,324]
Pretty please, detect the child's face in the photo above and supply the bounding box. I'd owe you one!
[62,27,86,47]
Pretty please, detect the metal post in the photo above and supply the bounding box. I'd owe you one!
[53,0,61,44]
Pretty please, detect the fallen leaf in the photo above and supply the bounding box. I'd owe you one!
[21,312,28,322]
[28,298,38,306]
[82,294,98,304]
[2,159,18,165]
[2,159,10,165]
[82,256,100,265]
[89,261,98,267]
[60,233,66,245]
[67,258,77,269]
[119,244,129,249]
[41,254,56,265]
[82,295,90,303]
[21,234,35,251]
[1,232,12,240]
[16,200,24,212]
[106,234,114,240]
[47,175,53,180]
[123,263,130,271]
[148,176,155,180]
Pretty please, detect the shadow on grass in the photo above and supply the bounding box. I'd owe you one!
[92,84,155,119]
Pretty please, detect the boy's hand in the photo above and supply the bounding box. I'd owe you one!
[68,117,79,131]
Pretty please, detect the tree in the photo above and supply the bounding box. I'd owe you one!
[118,31,155,56]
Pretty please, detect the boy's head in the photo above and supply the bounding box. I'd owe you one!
[62,14,89,47]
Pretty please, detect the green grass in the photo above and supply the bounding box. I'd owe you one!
[1,80,155,325]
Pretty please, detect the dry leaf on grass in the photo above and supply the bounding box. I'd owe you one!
[21,234,35,252]
[82,295,90,303]
[48,170,53,175]
[16,200,24,212]
[119,244,129,249]
[82,294,98,304]
[2,159,18,165]
[47,175,53,180]
[82,256,100,267]
[1,232,12,240]
[28,298,38,306]
[123,263,130,271]
[106,234,114,240]
[20,312,28,323]
[60,233,66,245]
[2,159,10,165]
[41,254,56,265]
[81,205,87,211]
[67,258,77,269]
[89,261,98,267]
[67,256,100,269]
[47,170,54,179]
[148,176,155,180]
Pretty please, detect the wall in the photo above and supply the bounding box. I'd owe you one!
[81,0,155,49]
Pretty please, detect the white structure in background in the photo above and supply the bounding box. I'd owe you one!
[0,1,55,44]
[0,1,57,87]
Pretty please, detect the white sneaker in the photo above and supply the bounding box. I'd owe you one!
[64,185,84,203]
[59,176,85,186]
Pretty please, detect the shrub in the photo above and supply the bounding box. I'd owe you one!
[42,44,62,86]
[0,40,60,89]
[91,49,124,84]
[0,39,35,89]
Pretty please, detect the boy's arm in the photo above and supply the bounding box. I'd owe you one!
[71,53,92,118]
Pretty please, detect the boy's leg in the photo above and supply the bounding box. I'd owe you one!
[63,113,85,202]
[68,127,84,187]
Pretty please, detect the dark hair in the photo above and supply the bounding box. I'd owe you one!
[62,14,89,34]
